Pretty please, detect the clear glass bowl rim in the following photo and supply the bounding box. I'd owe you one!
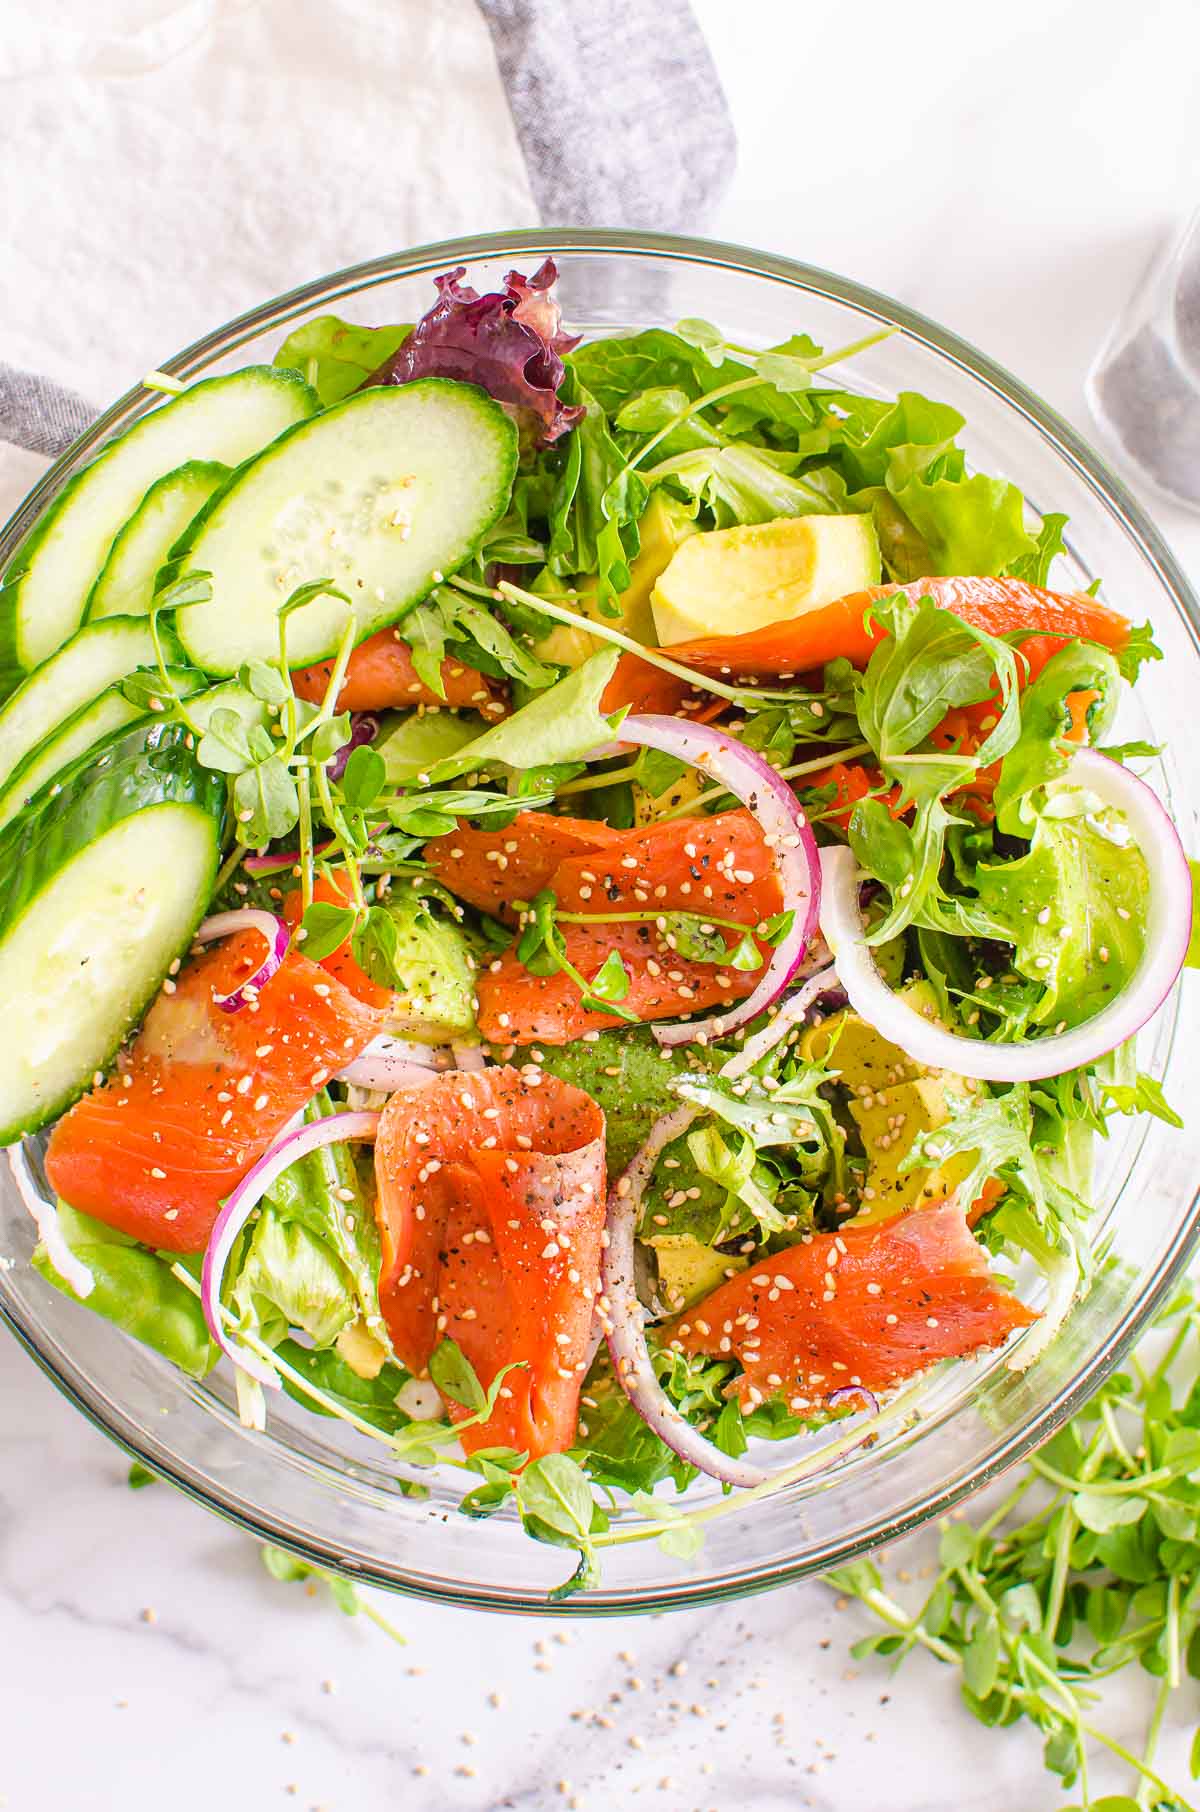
[4,226,1200,1616]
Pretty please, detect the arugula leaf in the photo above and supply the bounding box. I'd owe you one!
[1007,511,1069,587]
[858,590,1021,768]
[1098,1072,1184,1130]
[648,444,848,527]
[425,648,625,782]
[993,642,1122,834]
[547,369,647,608]
[1115,620,1163,684]
[405,588,557,696]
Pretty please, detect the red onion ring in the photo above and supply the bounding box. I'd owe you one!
[820,749,1191,1083]
[609,716,821,1049]
[599,1103,771,1488]
[452,1042,488,1072]
[827,1385,880,1415]
[720,962,840,1081]
[242,823,388,876]
[337,1035,451,1092]
[9,1144,94,1299]
[194,910,290,1013]
[243,840,337,876]
[201,1109,380,1386]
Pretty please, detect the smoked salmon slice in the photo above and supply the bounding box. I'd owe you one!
[44,933,385,1253]
[374,1066,606,1459]
[473,811,784,1044]
[664,575,1131,678]
[424,811,622,924]
[667,1199,1035,1411]
[291,626,506,716]
[282,870,393,1009]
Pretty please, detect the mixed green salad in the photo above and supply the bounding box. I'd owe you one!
[0,258,1191,1595]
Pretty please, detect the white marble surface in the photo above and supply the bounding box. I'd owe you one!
[4,2,1200,1808]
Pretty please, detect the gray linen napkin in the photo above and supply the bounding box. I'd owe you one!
[0,0,733,461]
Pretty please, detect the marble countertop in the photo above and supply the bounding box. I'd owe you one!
[4,3,1200,1808]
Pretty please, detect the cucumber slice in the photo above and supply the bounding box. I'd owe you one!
[1,367,318,677]
[85,460,230,621]
[0,615,182,793]
[0,672,268,832]
[0,720,225,1142]
[174,379,518,675]
[0,667,202,833]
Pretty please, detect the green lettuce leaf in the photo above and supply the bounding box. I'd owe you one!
[273,314,410,404]
[231,1209,356,1350]
[33,1204,218,1378]
[975,791,1148,1028]
[426,648,624,781]
[993,642,1122,835]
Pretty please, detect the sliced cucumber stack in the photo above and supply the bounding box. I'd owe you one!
[0,367,317,679]
[85,460,230,621]
[0,672,268,833]
[0,719,226,1143]
[0,667,201,832]
[0,615,182,794]
[174,379,519,674]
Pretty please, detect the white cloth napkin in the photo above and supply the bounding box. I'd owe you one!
[0,0,732,519]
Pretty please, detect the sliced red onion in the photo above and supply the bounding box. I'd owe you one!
[201,1110,380,1386]
[600,1103,771,1488]
[242,825,389,876]
[243,839,337,876]
[827,1385,880,1414]
[9,1144,94,1299]
[452,1042,488,1072]
[820,748,1192,1083]
[720,962,840,1081]
[328,713,382,783]
[194,910,289,1012]
[609,715,822,1049]
[337,1035,453,1090]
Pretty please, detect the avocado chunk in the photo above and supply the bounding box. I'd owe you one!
[632,763,706,825]
[372,885,479,1041]
[533,494,699,667]
[803,981,981,1224]
[650,1233,747,1313]
[650,512,881,647]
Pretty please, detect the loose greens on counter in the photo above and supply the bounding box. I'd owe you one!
[0,257,1193,1602]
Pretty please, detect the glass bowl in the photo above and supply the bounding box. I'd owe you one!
[3,230,1199,1615]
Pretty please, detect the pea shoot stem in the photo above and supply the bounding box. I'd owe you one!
[655,741,875,821]
[495,579,804,708]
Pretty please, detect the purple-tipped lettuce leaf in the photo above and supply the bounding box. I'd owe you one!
[363,259,583,445]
